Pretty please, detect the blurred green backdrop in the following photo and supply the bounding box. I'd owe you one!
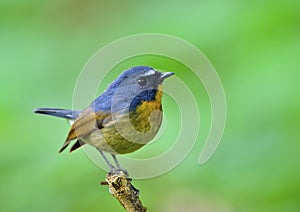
[1,0,299,211]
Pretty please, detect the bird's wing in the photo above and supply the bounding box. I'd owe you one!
[59,106,110,153]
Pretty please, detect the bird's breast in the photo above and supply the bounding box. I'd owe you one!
[131,87,163,132]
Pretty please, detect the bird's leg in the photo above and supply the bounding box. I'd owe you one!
[111,154,121,169]
[111,154,129,177]
[98,149,115,172]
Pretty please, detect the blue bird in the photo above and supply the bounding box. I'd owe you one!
[34,66,174,172]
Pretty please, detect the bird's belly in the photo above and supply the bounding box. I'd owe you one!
[82,134,140,154]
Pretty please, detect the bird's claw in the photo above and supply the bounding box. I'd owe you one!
[108,168,129,177]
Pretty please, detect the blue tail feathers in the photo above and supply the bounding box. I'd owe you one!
[33,108,80,120]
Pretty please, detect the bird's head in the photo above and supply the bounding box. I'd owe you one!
[94,66,174,112]
[110,66,173,90]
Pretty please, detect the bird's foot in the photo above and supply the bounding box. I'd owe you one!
[108,168,129,178]
[100,167,130,186]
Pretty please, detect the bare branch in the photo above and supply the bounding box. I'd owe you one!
[101,171,147,212]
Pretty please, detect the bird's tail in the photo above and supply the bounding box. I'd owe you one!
[33,108,80,120]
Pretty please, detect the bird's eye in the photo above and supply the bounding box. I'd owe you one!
[138,77,147,86]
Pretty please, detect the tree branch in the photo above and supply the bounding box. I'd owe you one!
[101,171,147,212]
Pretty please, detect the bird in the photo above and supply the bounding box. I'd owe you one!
[34,66,174,173]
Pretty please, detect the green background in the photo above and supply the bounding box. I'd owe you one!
[1,0,299,211]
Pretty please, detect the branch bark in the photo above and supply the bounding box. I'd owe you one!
[101,171,147,212]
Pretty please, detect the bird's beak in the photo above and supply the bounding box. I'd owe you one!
[160,72,175,81]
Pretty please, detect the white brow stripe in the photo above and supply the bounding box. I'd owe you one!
[141,70,156,76]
